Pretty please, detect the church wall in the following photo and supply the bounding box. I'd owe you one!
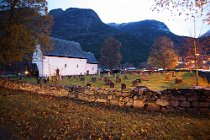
[42,56,87,76]
[86,63,98,75]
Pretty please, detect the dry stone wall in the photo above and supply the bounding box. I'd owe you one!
[0,79,209,113]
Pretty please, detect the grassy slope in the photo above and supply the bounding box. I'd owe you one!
[0,88,210,139]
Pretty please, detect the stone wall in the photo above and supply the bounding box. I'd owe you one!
[0,79,69,97]
[199,70,210,83]
[0,79,209,113]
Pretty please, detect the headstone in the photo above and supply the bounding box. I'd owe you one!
[44,77,47,84]
[110,81,115,88]
[104,77,110,85]
[172,71,176,77]
[37,78,41,84]
[116,77,122,83]
[121,83,126,90]
[97,69,100,75]
[98,77,102,81]
[175,77,182,84]
[165,72,170,80]
[136,79,141,83]
[91,77,97,82]
[86,83,92,87]
[124,75,128,80]
[132,80,139,87]
[80,77,85,81]
[108,71,111,77]
[141,73,148,81]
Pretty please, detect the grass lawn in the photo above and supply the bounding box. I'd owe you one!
[0,88,209,139]
[17,71,209,90]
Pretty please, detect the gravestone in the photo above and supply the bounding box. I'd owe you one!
[97,69,100,75]
[165,72,170,80]
[108,71,111,77]
[121,83,126,90]
[44,78,47,84]
[37,78,41,84]
[136,79,141,83]
[110,81,115,88]
[91,77,97,82]
[80,77,85,81]
[98,77,102,81]
[132,80,139,87]
[141,73,148,81]
[116,77,121,83]
[104,77,110,85]
[124,75,128,80]
[86,83,92,87]
[172,71,176,77]
[175,77,182,84]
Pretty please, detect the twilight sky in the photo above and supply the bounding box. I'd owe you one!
[47,0,210,37]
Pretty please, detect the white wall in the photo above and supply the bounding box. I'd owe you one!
[42,56,87,76]
[86,63,98,75]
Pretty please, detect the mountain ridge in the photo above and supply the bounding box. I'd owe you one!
[49,8,208,66]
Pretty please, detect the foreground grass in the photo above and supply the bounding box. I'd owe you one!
[18,72,209,90]
[0,88,210,139]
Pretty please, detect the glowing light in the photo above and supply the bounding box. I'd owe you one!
[25,70,29,75]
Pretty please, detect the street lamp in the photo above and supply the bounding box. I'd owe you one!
[194,39,199,86]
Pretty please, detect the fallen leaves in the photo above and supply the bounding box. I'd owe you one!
[0,88,210,139]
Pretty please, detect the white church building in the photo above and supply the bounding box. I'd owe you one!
[32,38,98,77]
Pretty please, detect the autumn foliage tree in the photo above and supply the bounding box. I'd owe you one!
[151,0,210,24]
[147,36,178,71]
[100,36,122,70]
[0,0,52,64]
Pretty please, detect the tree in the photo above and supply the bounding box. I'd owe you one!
[0,0,52,64]
[151,0,210,24]
[100,36,122,70]
[151,0,210,85]
[147,36,178,71]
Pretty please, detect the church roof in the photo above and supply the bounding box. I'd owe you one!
[44,37,86,59]
[43,37,98,63]
[84,52,98,64]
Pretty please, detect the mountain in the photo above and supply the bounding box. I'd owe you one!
[201,30,210,37]
[108,20,171,35]
[108,20,186,47]
[49,8,153,64]
[49,8,187,66]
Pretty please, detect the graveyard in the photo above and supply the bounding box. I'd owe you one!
[13,71,209,91]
